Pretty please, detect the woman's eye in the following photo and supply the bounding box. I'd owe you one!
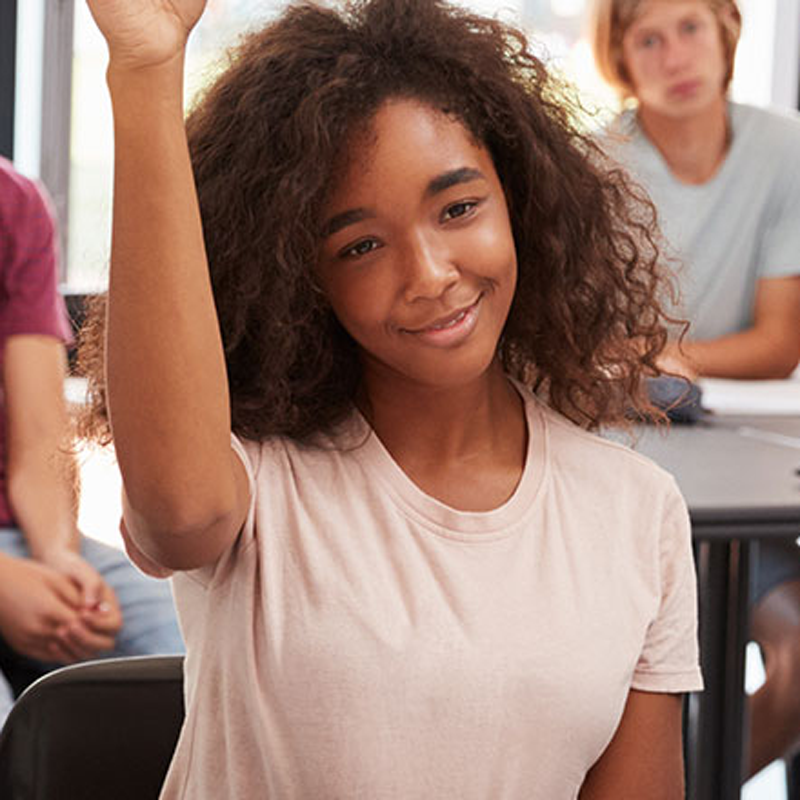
[682,20,699,34]
[639,33,660,49]
[442,201,477,222]
[341,238,380,259]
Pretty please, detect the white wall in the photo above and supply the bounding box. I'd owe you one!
[733,0,799,109]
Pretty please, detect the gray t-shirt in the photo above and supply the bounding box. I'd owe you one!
[605,102,800,340]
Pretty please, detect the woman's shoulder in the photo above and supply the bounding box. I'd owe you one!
[232,412,369,479]
[529,393,681,499]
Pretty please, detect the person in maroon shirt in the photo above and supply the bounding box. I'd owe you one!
[0,157,183,728]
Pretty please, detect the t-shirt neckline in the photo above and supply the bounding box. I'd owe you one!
[630,101,743,192]
[351,382,547,541]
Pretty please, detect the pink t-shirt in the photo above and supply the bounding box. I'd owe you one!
[163,388,702,799]
[0,158,72,527]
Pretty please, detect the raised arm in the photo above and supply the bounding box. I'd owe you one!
[87,0,250,570]
[662,275,800,380]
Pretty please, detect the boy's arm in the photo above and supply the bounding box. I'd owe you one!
[663,275,800,380]
[4,335,79,559]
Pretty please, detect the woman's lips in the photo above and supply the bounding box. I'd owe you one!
[402,297,482,347]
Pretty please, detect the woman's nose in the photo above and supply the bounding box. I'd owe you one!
[402,234,459,302]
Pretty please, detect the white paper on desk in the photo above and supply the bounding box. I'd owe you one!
[698,377,800,415]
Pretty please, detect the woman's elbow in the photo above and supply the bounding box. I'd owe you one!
[124,492,243,571]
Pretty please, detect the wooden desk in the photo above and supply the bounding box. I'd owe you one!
[635,416,800,800]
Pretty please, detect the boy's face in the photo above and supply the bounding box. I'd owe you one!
[316,98,517,394]
[621,1,728,118]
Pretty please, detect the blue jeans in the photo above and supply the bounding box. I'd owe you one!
[0,528,184,728]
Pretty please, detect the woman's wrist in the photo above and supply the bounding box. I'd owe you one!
[106,52,187,110]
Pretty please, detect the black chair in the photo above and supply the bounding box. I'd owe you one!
[787,751,800,800]
[0,655,184,800]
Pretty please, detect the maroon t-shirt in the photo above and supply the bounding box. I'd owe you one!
[0,157,72,527]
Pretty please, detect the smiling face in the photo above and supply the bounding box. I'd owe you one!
[621,1,728,118]
[316,98,517,394]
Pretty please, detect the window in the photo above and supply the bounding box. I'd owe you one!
[68,0,283,290]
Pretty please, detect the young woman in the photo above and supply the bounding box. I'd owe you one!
[590,0,800,777]
[82,0,702,795]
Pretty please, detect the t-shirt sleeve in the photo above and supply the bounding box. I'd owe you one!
[230,432,259,550]
[632,480,704,693]
[176,433,259,589]
[0,167,72,343]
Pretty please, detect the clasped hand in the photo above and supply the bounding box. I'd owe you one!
[0,547,122,664]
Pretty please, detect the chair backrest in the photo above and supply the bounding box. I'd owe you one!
[0,655,184,800]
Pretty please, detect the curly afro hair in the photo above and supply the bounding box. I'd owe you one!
[78,0,678,444]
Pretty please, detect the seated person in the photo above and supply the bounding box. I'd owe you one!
[0,156,184,728]
[590,0,800,778]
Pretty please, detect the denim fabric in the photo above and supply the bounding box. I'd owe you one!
[0,528,184,730]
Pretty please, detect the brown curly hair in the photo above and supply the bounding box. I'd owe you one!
[78,0,677,444]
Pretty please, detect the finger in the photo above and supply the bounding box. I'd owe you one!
[47,572,84,609]
[8,635,68,665]
[61,559,106,608]
[54,624,97,661]
[92,583,123,629]
[81,603,123,635]
[62,620,116,654]
[76,570,105,609]
[40,601,80,629]
[46,637,82,665]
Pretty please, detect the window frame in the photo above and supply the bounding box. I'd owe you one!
[0,0,17,159]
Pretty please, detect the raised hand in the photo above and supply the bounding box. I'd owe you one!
[85,0,208,70]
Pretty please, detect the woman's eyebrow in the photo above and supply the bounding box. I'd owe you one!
[426,167,485,197]
[322,207,376,238]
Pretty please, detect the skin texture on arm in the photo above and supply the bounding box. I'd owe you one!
[4,336,77,559]
[661,275,800,380]
[579,690,685,799]
[2,334,122,660]
[86,0,250,570]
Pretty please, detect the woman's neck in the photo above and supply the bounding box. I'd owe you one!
[359,362,522,461]
[637,97,731,185]
[357,363,527,512]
